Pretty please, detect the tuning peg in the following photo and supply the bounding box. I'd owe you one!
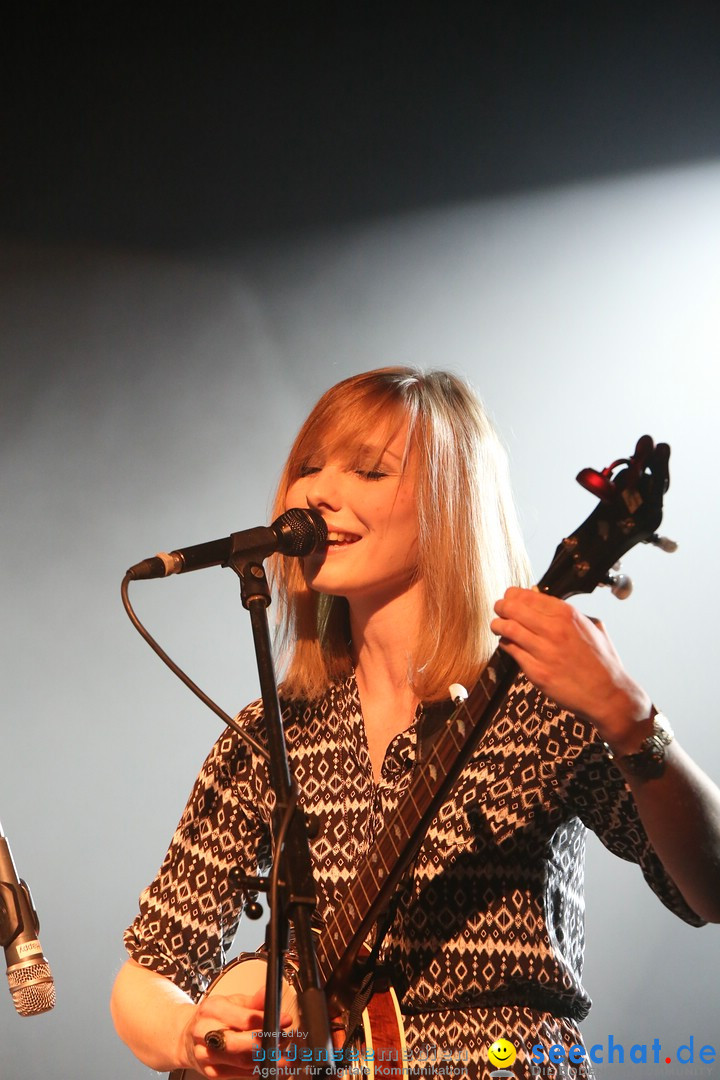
[449,683,468,704]
[648,533,678,553]
[603,571,633,600]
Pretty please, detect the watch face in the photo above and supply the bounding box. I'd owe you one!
[653,712,674,742]
[619,712,674,779]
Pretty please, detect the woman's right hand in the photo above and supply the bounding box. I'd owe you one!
[111,959,294,1078]
[180,987,294,1079]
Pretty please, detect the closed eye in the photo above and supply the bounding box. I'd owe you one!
[297,463,389,481]
[355,469,387,480]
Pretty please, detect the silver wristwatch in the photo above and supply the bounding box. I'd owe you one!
[609,710,674,779]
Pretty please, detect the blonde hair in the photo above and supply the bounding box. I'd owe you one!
[269,367,532,701]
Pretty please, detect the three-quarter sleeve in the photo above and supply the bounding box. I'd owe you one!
[124,710,272,1000]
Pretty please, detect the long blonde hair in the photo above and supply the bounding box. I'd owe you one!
[269,367,532,701]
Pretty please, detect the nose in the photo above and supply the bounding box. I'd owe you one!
[303,465,342,513]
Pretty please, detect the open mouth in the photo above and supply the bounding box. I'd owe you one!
[325,530,361,547]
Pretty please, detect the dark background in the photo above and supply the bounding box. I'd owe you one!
[4,1,720,254]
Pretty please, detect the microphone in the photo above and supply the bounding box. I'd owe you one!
[0,821,55,1016]
[127,507,328,580]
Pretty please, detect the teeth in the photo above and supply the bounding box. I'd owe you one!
[326,531,360,543]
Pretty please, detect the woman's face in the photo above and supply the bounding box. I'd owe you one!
[284,422,420,609]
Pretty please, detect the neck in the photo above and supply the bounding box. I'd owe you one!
[349,583,424,776]
[349,579,423,696]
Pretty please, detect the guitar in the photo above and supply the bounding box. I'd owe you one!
[170,435,671,1080]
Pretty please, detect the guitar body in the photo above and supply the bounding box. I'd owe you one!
[169,954,408,1080]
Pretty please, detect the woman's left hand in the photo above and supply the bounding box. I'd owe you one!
[491,587,652,751]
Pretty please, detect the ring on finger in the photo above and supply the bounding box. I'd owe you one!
[204,1029,227,1053]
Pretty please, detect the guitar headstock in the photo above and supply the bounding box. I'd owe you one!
[537,435,672,601]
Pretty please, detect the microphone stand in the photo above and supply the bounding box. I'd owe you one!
[228,550,335,1075]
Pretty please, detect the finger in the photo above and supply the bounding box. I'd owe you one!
[195,998,294,1070]
[201,1038,295,1080]
[196,989,269,1031]
[490,620,542,656]
[202,1025,296,1055]
[493,636,547,681]
[490,598,552,652]
[203,1027,258,1056]
[495,587,568,629]
[224,988,293,1029]
[227,986,266,1009]
[194,1028,264,1080]
[223,989,293,1028]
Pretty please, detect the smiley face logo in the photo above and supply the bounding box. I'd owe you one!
[488,1038,517,1069]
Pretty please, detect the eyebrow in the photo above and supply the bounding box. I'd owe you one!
[355,442,404,463]
[299,435,407,470]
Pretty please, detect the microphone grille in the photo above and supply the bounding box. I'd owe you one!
[275,508,328,556]
[8,959,56,1016]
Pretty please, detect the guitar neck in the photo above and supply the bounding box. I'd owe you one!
[319,648,518,1006]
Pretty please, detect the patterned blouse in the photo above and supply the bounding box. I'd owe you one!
[124,669,702,1078]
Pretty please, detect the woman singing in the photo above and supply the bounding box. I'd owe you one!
[112,367,720,1078]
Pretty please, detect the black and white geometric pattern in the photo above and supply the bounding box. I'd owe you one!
[124,671,702,1078]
